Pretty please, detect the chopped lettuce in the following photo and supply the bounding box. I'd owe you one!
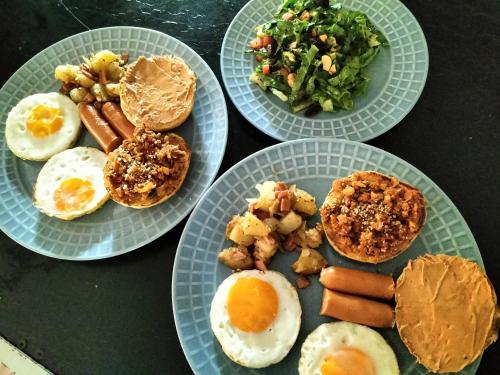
[248,0,388,115]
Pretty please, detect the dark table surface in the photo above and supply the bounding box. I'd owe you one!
[1,0,499,374]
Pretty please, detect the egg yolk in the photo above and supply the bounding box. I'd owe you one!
[27,104,64,138]
[226,277,278,333]
[54,178,95,212]
[321,348,375,375]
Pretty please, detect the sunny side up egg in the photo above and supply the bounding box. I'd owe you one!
[299,322,399,375]
[5,92,81,161]
[210,270,301,368]
[33,147,109,220]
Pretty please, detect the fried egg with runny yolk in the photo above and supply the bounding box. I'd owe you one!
[6,92,81,160]
[299,322,399,375]
[33,147,109,220]
[210,270,301,368]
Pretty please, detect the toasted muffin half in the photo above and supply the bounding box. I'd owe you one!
[320,171,426,263]
[120,55,196,131]
[104,128,191,208]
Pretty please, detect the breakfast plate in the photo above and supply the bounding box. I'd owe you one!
[221,0,428,141]
[172,139,481,374]
[0,27,228,260]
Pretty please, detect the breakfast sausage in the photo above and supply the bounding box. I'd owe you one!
[101,102,135,139]
[320,289,395,328]
[79,103,122,153]
[320,266,395,300]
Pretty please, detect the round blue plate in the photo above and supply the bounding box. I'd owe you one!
[0,27,228,260]
[173,139,481,374]
[221,0,428,141]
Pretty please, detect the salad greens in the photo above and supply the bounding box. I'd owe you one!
[249,0,388,115]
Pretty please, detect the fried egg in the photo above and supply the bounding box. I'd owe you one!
[6,92,81,160]
[210,270,301,368]
[33,147,109,220]
[299,322,399,375]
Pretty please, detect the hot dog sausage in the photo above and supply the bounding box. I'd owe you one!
[320,289,395,328]
[79,104,122,153]
[320,266,395,300]
[101,102,135,139]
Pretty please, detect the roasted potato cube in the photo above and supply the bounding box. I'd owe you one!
[263,217,280,232]
[106,61,124,82]
[54,64,79,83]
[292,248,327,275]
[254,234,278,264]
[69,87,90,103]
[218,246,254,270]
[278,210,303,235]
[241,212,271,237]
[90,83,111,102]
[105,83,120,97]
[248,181,278,213]
[89,50,119,73]
[75,73,96,88]
[292,223,324,249]
[226,215,254,246]
[294,188,317,216]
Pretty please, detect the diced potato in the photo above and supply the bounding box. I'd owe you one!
[278,210,303,235]
[254,234,278,264]
[54,64,79,83]
[292,223,324,249]
[75,73,96,88]
[106,61,124,82]
[292,248,327,275]
[69,87,90,103]
[105,83,120,97]
[226,216,254,246]
[90,83,111,102]
[218,246,254,270]
[240,212,271,237]
[263,217,280,232]
[247,181,278,213]
[294,188,317,216]
[89,50,119,73]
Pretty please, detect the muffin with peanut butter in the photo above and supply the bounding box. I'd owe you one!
[104,128,191,208]
[395,254,500,373]
[120,55,196,131]
[320,171,426,263]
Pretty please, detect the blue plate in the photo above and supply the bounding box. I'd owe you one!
[0,27,228,260]
[173,139,481,374]
[221,0,428,141]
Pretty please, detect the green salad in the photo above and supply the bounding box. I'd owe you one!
[249,0,388,115]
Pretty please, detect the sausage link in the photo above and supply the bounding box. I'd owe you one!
[320,289,394,328]
[79,103,122,153]
[101,102,135,139]
[320,266,395,300]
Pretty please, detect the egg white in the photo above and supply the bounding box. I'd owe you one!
[33,147,109,220]
[5,92,81,161]
[298,322,399,375]
[210,270,302,368]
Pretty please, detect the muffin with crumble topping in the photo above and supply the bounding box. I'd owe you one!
[104,128,191,208]
[320,171,426,263]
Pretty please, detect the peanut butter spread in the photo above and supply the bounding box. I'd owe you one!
[120,55,196,131]
[320,171,426,263]
[104,128,191,208]
[395,254,500,373]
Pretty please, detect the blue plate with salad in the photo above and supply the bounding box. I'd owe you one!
[221,0,428,141]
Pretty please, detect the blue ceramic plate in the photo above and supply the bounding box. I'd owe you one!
[173,139,481,374]
[221,0,428,141]
[0,27,228,260]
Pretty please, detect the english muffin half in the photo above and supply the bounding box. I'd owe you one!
[320,171,426,263]
[104,128,191,208]
[120,55,196,131]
